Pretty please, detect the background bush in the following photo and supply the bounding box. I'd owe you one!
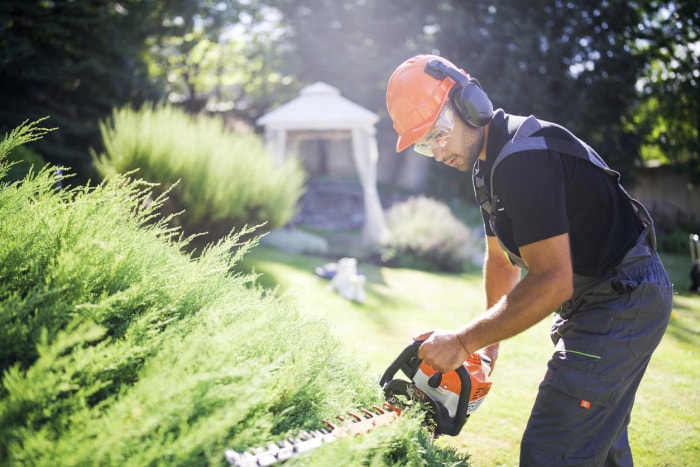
[0,122,469,466]
[657,227,698,255]
[382,196,483,272]
[92,104,306,247]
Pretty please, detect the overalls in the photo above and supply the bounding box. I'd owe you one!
[475,117,674,466]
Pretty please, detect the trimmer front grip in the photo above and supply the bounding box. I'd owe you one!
[379,340,423,387]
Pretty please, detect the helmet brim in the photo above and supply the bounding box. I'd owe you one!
[395,123,432,153]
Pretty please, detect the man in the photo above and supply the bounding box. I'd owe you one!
[386,54,673,466]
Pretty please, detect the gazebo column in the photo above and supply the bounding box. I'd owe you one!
[351,127,388,247]
[263,128,287,163]
[287,133,301,162]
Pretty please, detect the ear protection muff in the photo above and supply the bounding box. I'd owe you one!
[424,59,493,127]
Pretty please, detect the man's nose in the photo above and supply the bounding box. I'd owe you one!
[432,146,447,162]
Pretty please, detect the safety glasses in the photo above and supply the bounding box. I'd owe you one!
[413,104,455,157]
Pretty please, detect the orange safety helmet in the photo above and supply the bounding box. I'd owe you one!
[386,54,468,152]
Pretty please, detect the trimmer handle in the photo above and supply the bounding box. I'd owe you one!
[378,340,423,387]
[379,340,473,436]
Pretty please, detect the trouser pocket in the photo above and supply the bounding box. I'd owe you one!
[522,360,623,464]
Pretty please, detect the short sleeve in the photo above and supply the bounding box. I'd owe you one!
[492,150,570,248]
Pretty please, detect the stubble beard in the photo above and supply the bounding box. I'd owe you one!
[446,127,484,172]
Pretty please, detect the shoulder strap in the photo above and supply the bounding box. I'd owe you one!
[489,116,620,196]
[484,115,657,251]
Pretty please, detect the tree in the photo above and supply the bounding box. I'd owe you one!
[0,0,184,180]
[631,0,699,183]
[143,0,301,124]
[419,1,699,184]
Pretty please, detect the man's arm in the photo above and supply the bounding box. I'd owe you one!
[478,235,522,371]
[417,233,574,372]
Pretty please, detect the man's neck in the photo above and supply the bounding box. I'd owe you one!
[478,124,490,161]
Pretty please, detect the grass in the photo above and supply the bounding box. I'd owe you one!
[240,243,700,466]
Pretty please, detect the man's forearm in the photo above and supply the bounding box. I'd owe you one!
[462,235,574,353]
[461,268,570,352]
[484,252,520,307]
[417,235,573,373]
[475,238,520,366]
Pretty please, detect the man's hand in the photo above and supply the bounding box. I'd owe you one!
[477,342,499,375]
[413,329,469,373]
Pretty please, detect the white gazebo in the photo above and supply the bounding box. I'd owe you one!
[256,82,387,247]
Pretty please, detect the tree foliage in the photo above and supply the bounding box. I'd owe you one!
[0,0,696,184]
[0,0,292,181]
[144,0,300,124]
[0,0,179,179]
[632,0,699,182]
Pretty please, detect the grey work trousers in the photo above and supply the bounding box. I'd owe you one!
[520,232,673,466]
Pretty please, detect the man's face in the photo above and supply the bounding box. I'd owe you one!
[432,119,485,172]
[411,103,486,172]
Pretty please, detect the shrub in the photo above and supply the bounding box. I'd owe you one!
[657,227,697,255]
[0,121,470,466]
[92,104,306,245]
[382,196,483,272]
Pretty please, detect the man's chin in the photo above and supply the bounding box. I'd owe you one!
[447,156,469,172]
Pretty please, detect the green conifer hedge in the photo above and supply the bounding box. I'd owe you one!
[0,121,469,466]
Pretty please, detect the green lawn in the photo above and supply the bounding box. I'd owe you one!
[241,244,700,467]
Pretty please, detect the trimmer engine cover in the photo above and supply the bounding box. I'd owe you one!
[379,341,491,437]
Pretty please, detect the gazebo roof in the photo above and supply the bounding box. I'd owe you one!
[256,82,379,130]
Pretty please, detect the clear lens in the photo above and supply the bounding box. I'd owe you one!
[413,129,450,156]
[413,104,454,157]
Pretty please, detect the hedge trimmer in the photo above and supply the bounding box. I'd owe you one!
[225,341,492,466]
